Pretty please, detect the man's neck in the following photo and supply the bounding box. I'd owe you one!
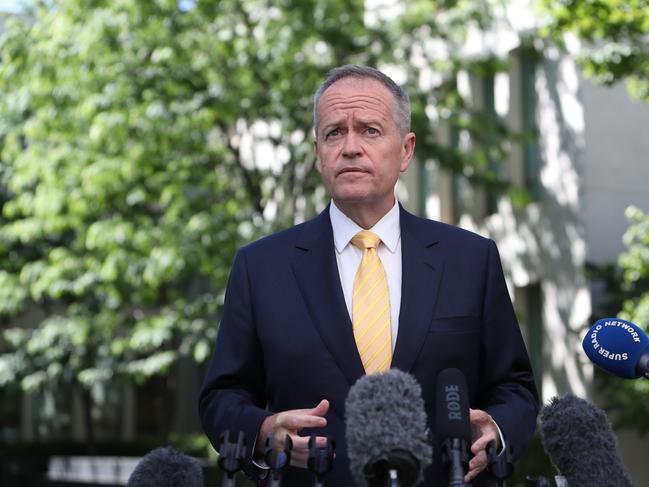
[333,197,396,230]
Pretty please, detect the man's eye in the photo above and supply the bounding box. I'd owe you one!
[326,128,341,139]
[366,127,379,135]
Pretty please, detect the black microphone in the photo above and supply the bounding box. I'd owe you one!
[307,434,335,487]
[264,433,292,487]
[345,369,433,487]
[217,430,247,487]
[127,446,203,487]
[486,440,513,486]
[436,368,471,487]
[582,317,649,379]
[540,394,633,487]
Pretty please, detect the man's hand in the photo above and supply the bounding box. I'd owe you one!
[256,399,330,468]
[464,408,501,483]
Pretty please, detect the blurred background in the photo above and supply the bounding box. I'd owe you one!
[1,0,648,485]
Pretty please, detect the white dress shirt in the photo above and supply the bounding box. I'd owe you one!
[329,199,401,350]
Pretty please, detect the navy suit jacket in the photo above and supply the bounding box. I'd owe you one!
[199,205,539,486]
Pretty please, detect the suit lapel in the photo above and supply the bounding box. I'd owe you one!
[392,207,444,372]
[290,208,365,386]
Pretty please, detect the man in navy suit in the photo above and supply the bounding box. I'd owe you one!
[199,65,538,486]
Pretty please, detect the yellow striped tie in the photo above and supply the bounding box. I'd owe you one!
[351,230,392,374]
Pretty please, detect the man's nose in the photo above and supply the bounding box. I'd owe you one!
[341,131,362,158]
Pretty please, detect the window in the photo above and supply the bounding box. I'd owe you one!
[515,283,543,396]
[520,46,541,200]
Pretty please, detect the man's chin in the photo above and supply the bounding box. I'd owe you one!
[332,191,371,204]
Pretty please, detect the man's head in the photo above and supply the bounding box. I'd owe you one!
[313,65,416,225]
[313,64,411,136]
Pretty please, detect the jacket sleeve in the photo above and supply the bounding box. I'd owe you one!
[198,249,272,479]
[479,240,540,459]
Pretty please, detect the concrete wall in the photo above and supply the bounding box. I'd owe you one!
[582,79,649,265]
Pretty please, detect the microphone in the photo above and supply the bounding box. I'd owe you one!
[307,434,335,487]
[582,317,649,379]
[217,430,247,487]
[127,446,203,487]
[539,394,633,487]
[264,433,292,487]
[345,369,433,487]
[436,368,471,487]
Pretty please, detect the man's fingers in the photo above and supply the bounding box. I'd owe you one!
[470,432,496,454]
[287,432,309,467]
[290,450,309,468]
[289,399,330,419]
[287,434,329,468]
[289,434,328,452]
[465,407,499,481]
[468,407,500,453]
[257,401,330,459]
[464,450,488,482]
[275,400,329,431]
[289,434,311,451]
[311,435,330,449]
[468,450,488,471]
[278,411,327,430]
[310,399,330,417]
[469,408,490,427]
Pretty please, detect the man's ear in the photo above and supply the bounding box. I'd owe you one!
[399,132,416,172]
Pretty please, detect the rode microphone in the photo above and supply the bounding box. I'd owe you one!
[540,394,633,487]
[345,369,433,487]
[582,317,649,379]
[436,368,471,487]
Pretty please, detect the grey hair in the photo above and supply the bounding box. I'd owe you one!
[312,64,411,136]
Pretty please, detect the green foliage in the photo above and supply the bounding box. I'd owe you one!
[611,207,649,432]
[0,0,353,433]
[540,0,649,101]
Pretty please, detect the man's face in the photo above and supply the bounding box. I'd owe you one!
[314,78,415,213]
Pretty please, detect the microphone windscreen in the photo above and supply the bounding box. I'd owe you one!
[582,318,649,378]
[435,367,471,441]
[345,369,433,487]
[127,447,203,487]
[540,394,633,487]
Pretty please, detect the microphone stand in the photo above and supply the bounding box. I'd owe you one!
[443,438,470,487]
[388,468,401,487]
[363,449,419,487]
[218,430,247,487]
[307,435,335,487]
[442,438,470,487]
[264,433,292,487]
[525,476,551,487]
[486,440,513,487]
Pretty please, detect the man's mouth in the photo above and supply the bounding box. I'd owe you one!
[338,166,368,175]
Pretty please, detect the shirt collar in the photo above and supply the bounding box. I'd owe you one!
[329,199,401,254]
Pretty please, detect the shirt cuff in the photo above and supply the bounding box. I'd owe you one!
[494,420,506,455]
[251,436,271,470]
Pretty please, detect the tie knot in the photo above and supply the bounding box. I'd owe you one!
[351,230,381,250]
